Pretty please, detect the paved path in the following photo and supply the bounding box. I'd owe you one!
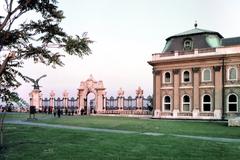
[5,120,240,143]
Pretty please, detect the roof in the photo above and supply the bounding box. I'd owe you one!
[222,37,240,46]
[166,28,223,41]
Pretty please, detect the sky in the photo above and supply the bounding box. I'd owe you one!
[5,0,240,101]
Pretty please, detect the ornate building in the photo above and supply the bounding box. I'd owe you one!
[148,23,240,119]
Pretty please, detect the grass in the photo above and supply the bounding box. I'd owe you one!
[3,113,240,138]
[3,112,51,120]
[32,115,240,139]
[2,113,240,159]
[1,124,240,160]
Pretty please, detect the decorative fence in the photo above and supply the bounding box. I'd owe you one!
[41,97,78,115]
[102,95,152,115]
[33,87,152,115]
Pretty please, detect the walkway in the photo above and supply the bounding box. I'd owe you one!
[5,120,240,143]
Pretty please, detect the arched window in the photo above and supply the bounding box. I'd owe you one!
[228,94,238,112]
[228,67,237,80]
[202,95,211,112]
[182,95,190,112]
[183,71,190,82]
[163,96,171,111]
[183,38,193,51]
[202,69,211,82]
[164,72,171,83]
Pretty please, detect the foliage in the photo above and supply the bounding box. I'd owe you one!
[1,0,92,148]
[0,0,93,96]
[147,96,153,111]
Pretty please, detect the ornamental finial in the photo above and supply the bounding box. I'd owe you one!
[194,20,198,28]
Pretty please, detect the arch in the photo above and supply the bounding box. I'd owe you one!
[228,67,238,81]
[202,68,211,82]
[182,70,191,83]
[78,75,106,115]
[183,38,193,51]
[162,95,171,111]
[87,92,96,114]
[182,95,191,112]
[227,93,238,112]
[202,94,212,112]
[163,71,171,83]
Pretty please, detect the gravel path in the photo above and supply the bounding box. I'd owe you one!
[5,120,240,143]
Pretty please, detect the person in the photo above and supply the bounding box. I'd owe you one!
[57,107,61,118]
[53,107,56,117]
[65,108,67,115]
[80,108,84,115]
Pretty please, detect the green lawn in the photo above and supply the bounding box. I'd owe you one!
[3,113,240,138]
[1,124,240,160]
[33,115,240,139]
[2,113,240,159]
[3,112,51,120]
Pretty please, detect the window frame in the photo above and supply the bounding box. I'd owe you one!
[202,94,212,112]
[227,67,238,81]
[162,95,171,112]
[183,38,193,51]
[182,95,191,112]
[227,93,238,112]
[182,70,191,83]
[163,71,172,84]
[202,68,211,82]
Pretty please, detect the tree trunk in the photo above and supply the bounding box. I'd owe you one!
[0,130,3,146]
[0,56,11,76]
[0,112,6,147]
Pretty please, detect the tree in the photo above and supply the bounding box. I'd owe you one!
[0,0,93,95]
[0,91,27,147]
[0,0,93,147]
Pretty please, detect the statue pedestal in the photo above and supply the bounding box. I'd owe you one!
[29,89,42,112]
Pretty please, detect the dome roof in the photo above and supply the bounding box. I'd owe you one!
[166,27,223,41]
[162,24,224,52]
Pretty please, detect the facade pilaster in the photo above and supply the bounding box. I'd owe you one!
[213,66,222,119]
[192,67,200,118]
[153,70,161,117]
[173,69,180,117]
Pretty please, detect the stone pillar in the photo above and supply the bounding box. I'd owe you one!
[153,70,161,117]
[102,91,107,111]
[50,90,55,114]
[39,93,43,111]
[63,90,68,114]
[29,89,42,112]
[192,67,200,118]
[173,69,180,117]
[117,88,124,111]
[96,89,105,113]
[136,86,143,110]
[214,66,222,119]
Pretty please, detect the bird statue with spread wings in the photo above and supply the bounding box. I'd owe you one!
[25,74,47,90]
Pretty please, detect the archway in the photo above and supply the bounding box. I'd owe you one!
[78,75,106,115]
[87,92,96,114]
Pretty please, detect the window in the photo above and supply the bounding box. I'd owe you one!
[202,69,211,82]
[228,94,238,112]
[163,96,171,111]
[202,95,211,112]
[183,38,193,51]
[183,71,190,82]
[228,67,237,80]
[164,72,171,83]
[182,95,190,112]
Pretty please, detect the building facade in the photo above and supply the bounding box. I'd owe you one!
[148,24,240,119]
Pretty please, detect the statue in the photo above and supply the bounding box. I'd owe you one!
[117,87,124,97]
[25,74,47,89]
